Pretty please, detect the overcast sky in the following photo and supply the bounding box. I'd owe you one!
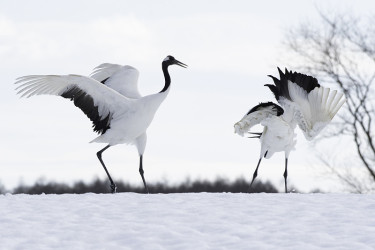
[1,0,374,192]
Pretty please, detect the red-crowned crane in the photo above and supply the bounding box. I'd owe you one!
[15,55,187,193]
[234,68,345,193]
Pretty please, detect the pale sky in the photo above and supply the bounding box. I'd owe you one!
[1,0,374,192]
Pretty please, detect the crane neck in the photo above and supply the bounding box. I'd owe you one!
[160,63,171,93]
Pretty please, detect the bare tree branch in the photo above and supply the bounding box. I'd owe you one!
[284,11,375,192]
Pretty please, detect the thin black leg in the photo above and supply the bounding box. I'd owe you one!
[248,157,263,193]
[283,158,288,193]
[139,155,149,194]
[96,145,117,193]
[248,151,267,193]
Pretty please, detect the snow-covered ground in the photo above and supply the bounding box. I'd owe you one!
[1,193,374,250]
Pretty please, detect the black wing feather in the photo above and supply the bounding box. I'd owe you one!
[61,86,111,134]
[246,101,284,116]
[265,67,320,101]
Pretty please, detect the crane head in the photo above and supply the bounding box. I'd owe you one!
[163,55,187,68]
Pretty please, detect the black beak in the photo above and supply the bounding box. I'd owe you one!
[174,59,187,68]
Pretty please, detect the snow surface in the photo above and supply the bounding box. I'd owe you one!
[1,193,374,250]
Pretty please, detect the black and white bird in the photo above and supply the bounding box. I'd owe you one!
[234,68,345,193]
[15,55,187,193]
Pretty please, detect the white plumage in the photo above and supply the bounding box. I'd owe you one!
[90,63,142,99]
[234,68,345,192]
[15,55,187,193]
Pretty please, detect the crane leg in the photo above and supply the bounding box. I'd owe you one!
[249,151,268,193]
[248,157,263,193]
[96,145,117,193]
[283,158,288,193]
[139,155,149,194]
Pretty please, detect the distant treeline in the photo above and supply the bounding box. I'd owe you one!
[1,177,281,194]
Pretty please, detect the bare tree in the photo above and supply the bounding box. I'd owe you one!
[284,11,375,192]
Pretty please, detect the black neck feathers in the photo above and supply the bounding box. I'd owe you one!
[160,62,171,93]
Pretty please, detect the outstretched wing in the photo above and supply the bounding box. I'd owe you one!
[266,67,320,101]
[15,74,131,134]
[234,102,284,136]
[90,63,141,99]
[266,68,346,140]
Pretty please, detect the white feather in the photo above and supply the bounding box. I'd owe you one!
[90,63,123,82]
[302,86,345,140]
[260,116,297,158]
[287,81,312,123]
[331,92,345,117]
[15,75,130,120]
[90,64,141,99]
[234,106,279,136]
